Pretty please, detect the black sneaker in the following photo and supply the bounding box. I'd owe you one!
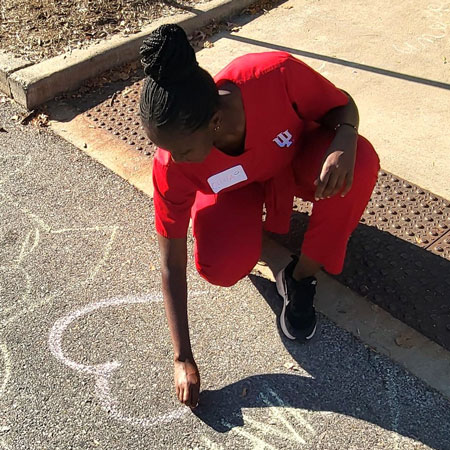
[275,256,317,341]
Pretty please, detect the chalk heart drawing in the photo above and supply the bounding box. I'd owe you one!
[49,292,202,428]
[48,293,319,446]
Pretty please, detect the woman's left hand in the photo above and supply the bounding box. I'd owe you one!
[314,127,357,200]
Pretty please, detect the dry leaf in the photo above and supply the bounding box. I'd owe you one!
[395,334,414,349]
[203,41,214,49]
[226,22,241,32]
[21,110,41,125]
[34,113,49,127]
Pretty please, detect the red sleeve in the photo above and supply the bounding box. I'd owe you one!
[281,54,348,121]
[152,150,196,239]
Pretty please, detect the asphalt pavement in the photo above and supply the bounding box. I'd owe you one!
[1,98,450,449]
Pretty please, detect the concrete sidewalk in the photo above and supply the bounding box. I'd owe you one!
[1,95,450,450]
[196,0,450,200]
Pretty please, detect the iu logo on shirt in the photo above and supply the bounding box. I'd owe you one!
[273,129,293,148]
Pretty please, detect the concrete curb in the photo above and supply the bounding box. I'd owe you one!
[1,0,257,110]
[254,263,450,402]
[0,51,33,97]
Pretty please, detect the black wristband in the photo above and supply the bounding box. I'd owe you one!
[334,122,358,131]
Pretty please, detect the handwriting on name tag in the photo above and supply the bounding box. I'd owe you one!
[207,165,248,194]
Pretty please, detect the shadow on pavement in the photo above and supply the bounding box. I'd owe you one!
[223,34,450,91]
[192,272,450,449]
[192,212,450,449]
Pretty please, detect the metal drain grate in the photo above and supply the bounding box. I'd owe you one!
[362,172,449,254]
[83,80,155,156]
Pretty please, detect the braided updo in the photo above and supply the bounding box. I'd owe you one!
[139,24,219,133]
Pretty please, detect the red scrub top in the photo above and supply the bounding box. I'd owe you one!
[152,51,349,239]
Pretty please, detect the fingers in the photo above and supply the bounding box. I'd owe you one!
[175,369,200,408]
[176,383,199,408]
[314,166,331,200]
[321,171,340,198]
[177,385,191,406]
[189,382,200,409]
[315,149,355,200]
[329,172,349,198]
[182,385,190,404]
[315,168,343,200]
[315,170,353,201]
[341,173,354,197]
[316,173,353,200]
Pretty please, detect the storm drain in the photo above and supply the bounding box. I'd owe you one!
[84,80,152,155]
[77,78,450,350]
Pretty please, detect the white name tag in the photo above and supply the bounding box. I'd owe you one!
[207,165,248,194]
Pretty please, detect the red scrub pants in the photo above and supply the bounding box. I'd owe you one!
[191,124,380,287]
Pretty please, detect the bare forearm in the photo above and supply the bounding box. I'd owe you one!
[158,235,193,361]
[320,90,359,131]
[161,266,193,361]
[314,91,360,199]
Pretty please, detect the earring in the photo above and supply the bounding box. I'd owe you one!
[214,125,220,132]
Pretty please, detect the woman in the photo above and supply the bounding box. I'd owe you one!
[139,24,380,408]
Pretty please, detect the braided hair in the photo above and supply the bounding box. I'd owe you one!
[139,24,219,133]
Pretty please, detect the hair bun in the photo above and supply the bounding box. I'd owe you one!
[140,24,198,84]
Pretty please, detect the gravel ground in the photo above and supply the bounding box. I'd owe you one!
[0,0,210,63]
[1,98,450,449]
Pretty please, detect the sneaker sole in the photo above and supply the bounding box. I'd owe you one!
[275,267,317,341]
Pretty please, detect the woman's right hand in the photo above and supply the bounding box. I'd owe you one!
[174,358,200,408]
